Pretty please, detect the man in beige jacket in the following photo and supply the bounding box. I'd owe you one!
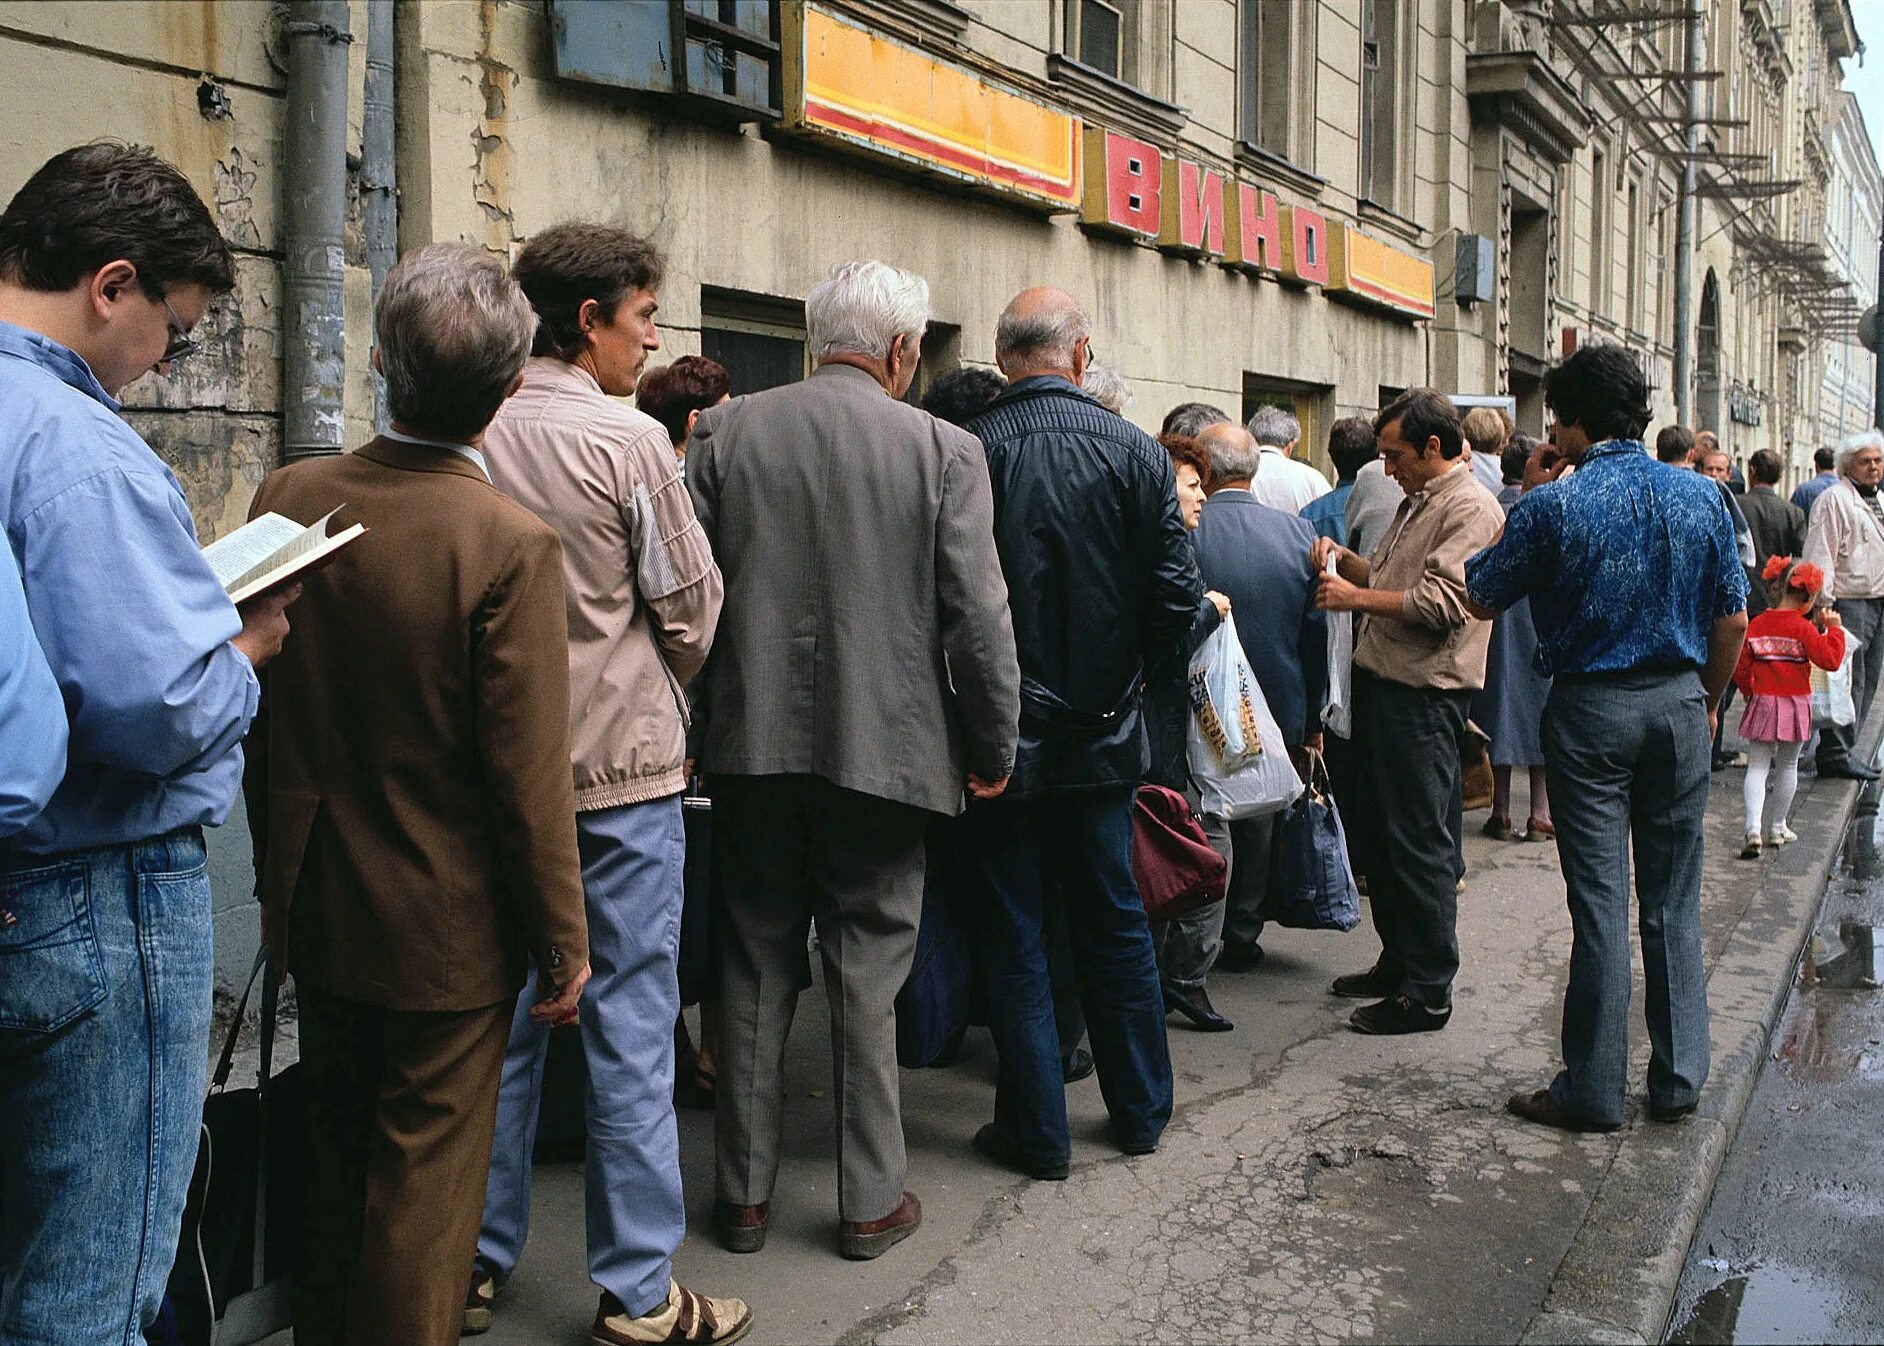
[470,223,747,1346]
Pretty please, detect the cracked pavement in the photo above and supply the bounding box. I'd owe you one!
[390,767,1833,1346]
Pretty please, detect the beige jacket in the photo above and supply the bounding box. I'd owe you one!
[1353,461,1505,692]
[1803,477,1884,602]
[483,357,723,811]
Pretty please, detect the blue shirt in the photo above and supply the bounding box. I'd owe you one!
[0,534,67,838]
[1792,471,1837,517]
[1299,480,1354,544]
[0,320,258,857]
[1464,439,1748,677]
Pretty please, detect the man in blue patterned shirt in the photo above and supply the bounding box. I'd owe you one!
[1465,344,1747,1134]
[0,144,296,1340]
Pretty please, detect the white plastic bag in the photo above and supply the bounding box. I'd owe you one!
[1187,614,1305,820]
[1811,633,1862,729]
[1321,552,1353,740]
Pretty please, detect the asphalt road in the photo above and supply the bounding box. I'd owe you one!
[1665,785,1884,1345]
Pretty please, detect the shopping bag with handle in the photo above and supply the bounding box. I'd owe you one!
[1186,614,1304,820]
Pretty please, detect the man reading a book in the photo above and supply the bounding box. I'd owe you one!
[242,242,592,1346]
[0,142,298,1342]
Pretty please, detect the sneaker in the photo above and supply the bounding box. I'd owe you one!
[464,1267,497,1336]
[1348,995,1451,1035]
[1765,824,1798,847]
[1739,831,1762,860]
[591,1281,752,1345]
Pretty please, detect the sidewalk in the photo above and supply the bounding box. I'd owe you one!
[267,725,1867,1346]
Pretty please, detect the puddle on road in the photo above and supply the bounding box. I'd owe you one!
[1668,1262,1846,1344]
[1802,921,1884,990]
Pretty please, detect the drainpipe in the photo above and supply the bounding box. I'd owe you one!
[1672,0,1702,426]
[282,0,351,460]
[362,0,397,433]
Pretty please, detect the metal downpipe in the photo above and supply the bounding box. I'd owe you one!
[282,0,352,461]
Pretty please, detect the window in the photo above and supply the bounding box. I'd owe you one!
[1626,181,1641,334]
[1240,0,1311,166]
[1241,374,1332,477]
[1359,0,1398,205]
[1590,148,1608,316]
[1073,0,1124,78]
[700,288,806,395]
[546,0,783,124]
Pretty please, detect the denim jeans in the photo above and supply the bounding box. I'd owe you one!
[964,787,1172,1165]
[478,797,686,1319]
[1542,670,1711,1127]
[0,829,213,1345]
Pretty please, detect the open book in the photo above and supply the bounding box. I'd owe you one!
[203,505,366,605]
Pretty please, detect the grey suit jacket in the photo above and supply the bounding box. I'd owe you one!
[688,363,1020,816]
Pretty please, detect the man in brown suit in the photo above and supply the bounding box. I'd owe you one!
[689,260,1020,1261]
[244,243,590,1346]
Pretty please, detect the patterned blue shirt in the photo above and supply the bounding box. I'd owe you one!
[0,319,258,858]
[1464,439,1748,677]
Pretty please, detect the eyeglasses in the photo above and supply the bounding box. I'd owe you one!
[159,295,201,365]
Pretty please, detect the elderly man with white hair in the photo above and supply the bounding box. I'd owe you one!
[688,261,1020,1260]
[1246,403,1334,512]
[961,286,1203,1180]
[1803,429,1884,780]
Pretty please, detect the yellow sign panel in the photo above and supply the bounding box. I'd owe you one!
[785,6,1080,211]
[1327,226,1435,319]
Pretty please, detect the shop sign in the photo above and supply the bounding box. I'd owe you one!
[782,5,1080,211]
[1729,388,1764,426]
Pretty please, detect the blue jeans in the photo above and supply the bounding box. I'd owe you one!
[965,787,1172,1165]
[477,798,685,1319]
[1542,671,1711,1127]
[0,829,213,1344]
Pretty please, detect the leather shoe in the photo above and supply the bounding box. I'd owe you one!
[1649,1100,1698,1123]
[1215,941,1265,972]
[1061,1046,1095,1083]
[1163,979,1234,1032]
[1348,995,1450,1035]
[1505,1088,1620,1133]
[1818,759,1881,781]
[972,1123,1069,1181]
[1330,964,1397,1000]
[838,1191,921,1260]
[712,1199,769,1254]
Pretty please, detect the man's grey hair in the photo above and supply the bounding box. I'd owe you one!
[1838,428,1884,475]
[1084,361,1132,415]
[1247,403,1301,448]
[994,296,1092,371]
[807,260,930,362]
[1162,401,1232,438]
[376,241,536,440]
[1201,424,1261,484]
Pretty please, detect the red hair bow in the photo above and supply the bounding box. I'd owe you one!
[1789,562,1824,595]
[1761,554,1791,582]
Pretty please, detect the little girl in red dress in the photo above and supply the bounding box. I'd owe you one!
[1734,556,1847,859]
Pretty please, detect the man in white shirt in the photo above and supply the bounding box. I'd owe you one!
[1246,404,1333,513]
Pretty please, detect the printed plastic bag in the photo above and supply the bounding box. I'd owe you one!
[1321,552,1353,739]
[1811,633,1863,729]
[1187,614,1304,820]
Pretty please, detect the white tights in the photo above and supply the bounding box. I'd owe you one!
[1743,740,1803,836]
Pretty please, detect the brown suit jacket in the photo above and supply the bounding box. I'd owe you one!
[244,438,588,1012]
[687,363,1020,816]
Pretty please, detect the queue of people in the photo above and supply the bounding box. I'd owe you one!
[2,138,1836,1346]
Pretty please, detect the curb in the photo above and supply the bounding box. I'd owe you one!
[1519,705,1881,1346]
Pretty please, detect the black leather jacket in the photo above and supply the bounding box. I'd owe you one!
[966,376,1204,797]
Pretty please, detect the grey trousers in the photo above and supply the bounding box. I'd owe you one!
[1157,811,1273,988]
[1542,670,1711,1127]
[1816,595,1884,769]
[709,773,929,1223]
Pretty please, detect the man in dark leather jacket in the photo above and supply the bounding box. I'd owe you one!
[961,286,1204,1179]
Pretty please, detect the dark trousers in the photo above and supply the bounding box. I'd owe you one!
[1818,596,1884,769]
[710,774,929,1223]
[963,786,1172,1166]
[294,987,512,1346]
[1347,670,1471,1008]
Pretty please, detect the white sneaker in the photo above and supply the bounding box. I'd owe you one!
[1739,831,1762,860]
[1766,824,1798,847]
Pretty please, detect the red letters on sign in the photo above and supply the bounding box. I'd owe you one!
[1159,160,1225,256]
[1227,182,1282,273]
[1280,207,1331,286]
[1079,128,1162,238]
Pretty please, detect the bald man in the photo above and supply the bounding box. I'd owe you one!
[960,286,1203,1179]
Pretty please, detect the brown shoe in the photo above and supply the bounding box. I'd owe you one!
[463,1266,497,1335]
[1505,1088,1619,1134]
[712,1199,769,1254]
[838,1191,921,1260]
[591,1281,752,1345]
[1481,814,1513,841]
[1525,818,1556,841]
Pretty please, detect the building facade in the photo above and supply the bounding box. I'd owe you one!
[1814,90,1882,449]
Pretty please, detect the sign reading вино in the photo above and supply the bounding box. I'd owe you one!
[780,6,1434,321]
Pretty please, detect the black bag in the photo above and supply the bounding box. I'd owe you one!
[895,831,976,1069]
[159,950,305,1346]
[676,793,714,1007]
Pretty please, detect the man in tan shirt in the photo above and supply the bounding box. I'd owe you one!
[1309,389,1504,1035]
